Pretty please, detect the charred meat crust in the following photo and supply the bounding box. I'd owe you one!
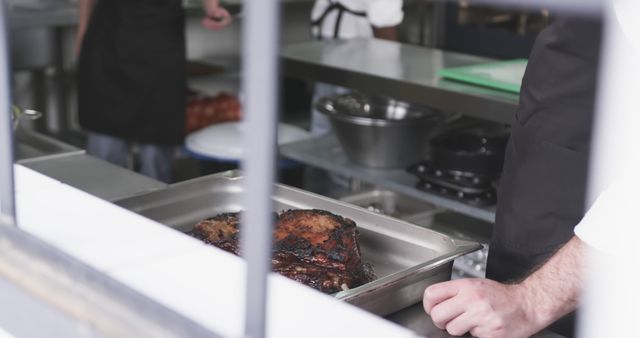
[189,212,240,255]
[188,209,375,294]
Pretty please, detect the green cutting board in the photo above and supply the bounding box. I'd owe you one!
[438,59,528,94]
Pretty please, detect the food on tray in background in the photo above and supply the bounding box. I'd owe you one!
[185,92,242,133]
[188,209,375,294]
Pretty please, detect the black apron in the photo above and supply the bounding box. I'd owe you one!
[311,0,366,39]
[78,0,186,146]
[486,16,602,337]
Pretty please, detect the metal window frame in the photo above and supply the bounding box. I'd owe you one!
[0,1,15,227]
[239,0,281,337]
[0,220,222,338]
[1,0,634,338]
[0,1,223,337]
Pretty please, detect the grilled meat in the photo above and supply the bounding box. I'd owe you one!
[273,255,357,293]
[275,209,363,270]
[188,209,374,293]
[189,212,240,255]
[185,92,242,133]
[272,250,372,293]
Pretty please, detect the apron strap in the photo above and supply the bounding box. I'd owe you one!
[311,0,366,40]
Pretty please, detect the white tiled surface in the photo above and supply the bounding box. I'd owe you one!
[16,181,207,273]
[14,165,419,338]
[13,165,63,193]
[110,246,247,337]
[266,274,419,338]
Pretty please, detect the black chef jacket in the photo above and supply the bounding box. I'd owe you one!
[78,0,186,146]
[487,15,603,337]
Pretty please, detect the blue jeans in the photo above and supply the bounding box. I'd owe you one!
[86,132,173,183]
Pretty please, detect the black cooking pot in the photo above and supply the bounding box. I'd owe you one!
[430,132,508,177]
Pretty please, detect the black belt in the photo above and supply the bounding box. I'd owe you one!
[311,1,366,39]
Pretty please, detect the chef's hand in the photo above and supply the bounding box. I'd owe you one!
[423,279,541,338]
[202,0,232,30]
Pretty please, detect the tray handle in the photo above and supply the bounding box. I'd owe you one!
[336,239,482,301]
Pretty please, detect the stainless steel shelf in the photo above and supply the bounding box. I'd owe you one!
[7,2,245,30]
[15,130,83,162]
[7,0,313,29]
[8,1,77,29]
[280,135,496,223]
[21,153,167,202]
[281,39,520,124]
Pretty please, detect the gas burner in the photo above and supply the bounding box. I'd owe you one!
[415,180,496,206]
[407,161,498,206]
[407,161,496,192]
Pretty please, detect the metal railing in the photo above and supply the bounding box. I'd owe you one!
[0,0,15,227]
[240,0,281,338]
[1,0,638,337]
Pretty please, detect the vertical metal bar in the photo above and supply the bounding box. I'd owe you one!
[585,2,639,200]
[579,2,640,337]
[240,0,281,337]
[0,0,16,227]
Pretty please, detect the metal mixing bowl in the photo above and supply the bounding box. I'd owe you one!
[316,93,458,168]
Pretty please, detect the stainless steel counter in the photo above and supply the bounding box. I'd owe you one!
[281,39,520,124]
[21,153,166,202]
[387,303,566,338]
[8,1,77,29]
[9,1,204,29]
[280,134,496,223]
[15,129,83,162]
[8,0,314,29]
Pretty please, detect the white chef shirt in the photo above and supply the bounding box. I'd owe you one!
[575,6,640,337]
[311,0,404,39]
[574,174,639,258]
[575,0,640,258]
[575,173,640,338]
[614,0,640,54]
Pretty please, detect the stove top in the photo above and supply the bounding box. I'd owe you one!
[407,161,498,206]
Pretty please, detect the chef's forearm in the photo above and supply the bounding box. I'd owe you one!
[519,236,586,328]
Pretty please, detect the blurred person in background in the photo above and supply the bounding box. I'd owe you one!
[305,0,404,194]
[309,0,404,135]
[76,0,231,183]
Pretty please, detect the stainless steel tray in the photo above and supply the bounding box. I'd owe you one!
[339,189,443,227]
[115,171,481,316]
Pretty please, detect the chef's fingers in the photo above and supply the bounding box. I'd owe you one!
[443,311,478,337]
[423,280,461,313]
[429,294,467,330]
